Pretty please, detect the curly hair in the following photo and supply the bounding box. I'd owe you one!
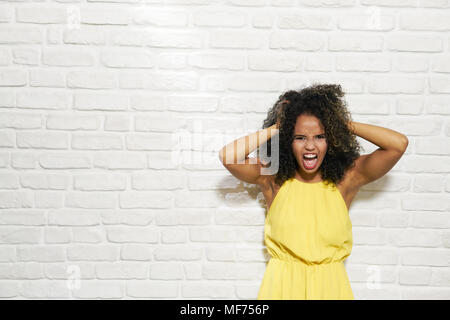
[257,82,363,188]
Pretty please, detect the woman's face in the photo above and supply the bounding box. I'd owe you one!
[291,114,328,179]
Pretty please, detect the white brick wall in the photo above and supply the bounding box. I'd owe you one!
[0,1,449,300]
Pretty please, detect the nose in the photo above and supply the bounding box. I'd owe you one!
[305,138,316,149]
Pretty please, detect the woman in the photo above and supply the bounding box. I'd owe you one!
[218,83,409,300]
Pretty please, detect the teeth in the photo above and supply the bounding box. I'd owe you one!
[304,154,317,158]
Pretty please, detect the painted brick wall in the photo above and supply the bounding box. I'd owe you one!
[0,1,449,299]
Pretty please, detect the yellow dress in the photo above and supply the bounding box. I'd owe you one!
[257,177,354,300]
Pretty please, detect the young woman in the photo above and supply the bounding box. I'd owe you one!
[218,83,409,300]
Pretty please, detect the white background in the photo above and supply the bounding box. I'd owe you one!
[0,0,449,299]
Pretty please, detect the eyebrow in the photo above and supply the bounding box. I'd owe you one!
[294,133,326,137]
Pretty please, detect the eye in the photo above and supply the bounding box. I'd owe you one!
[295,135,325,140]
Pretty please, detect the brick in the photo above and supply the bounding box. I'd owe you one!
[150,263,184,280]
[121,245,153,261]
[0,27,42,44]
[17,245,65,262]
[67,245,119,262]
[65,192,117,209]
[19,280,70,298]
[72,280,124,299]
[16,7,67,24]
[182,284,234,298]
[0,262,43,279]
[81,8,130,25]
[401,249,449,266]
[192,10,244,28]
[74,92,128,111]
[398,267,432,285]
[0,227,41,244]
[96,262,148,279]
[63,27,105,45]
[72,227,104,243]
[0,69,27,86]
[153,246,202,261]
[126,280,178,298]
[106,227,159,243]
[0,247,16,262]
[67,71,116,89]
[388,229,441,247]
[42,48,94,67]
[0,281,19,298]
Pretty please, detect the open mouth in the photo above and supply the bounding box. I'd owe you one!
[303,154,318,169]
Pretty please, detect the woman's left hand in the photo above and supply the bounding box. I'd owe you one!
[347,121,355,133]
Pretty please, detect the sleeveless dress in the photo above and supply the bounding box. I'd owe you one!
[257,177,354,300]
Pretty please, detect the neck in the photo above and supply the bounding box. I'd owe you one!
[295,168,322,183]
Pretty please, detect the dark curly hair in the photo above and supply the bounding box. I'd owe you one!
[257,82,363,188]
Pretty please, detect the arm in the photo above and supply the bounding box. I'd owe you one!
[218,124,279,185]
[347,121,409,187]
